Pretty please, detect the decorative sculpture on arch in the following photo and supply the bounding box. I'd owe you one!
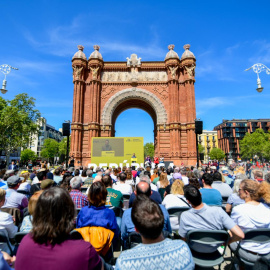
[73,66,83,80]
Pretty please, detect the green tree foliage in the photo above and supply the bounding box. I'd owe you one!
[20,149,37,163]
[40,138,59,163]
[209,147,225,161]
[0,94,41,165]
[240,129,270,160]
[198,144,205,153]
[144,143,154,159]
[58,137,70,155]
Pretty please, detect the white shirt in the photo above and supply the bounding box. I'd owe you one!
[112,182,132,195]
[162,194,189,231]
[17,182,31,192]
[32,176,39,184]
[0,210,18,254]
[231,203,270,254]
[181,176,189,185]
[212,181,232,197]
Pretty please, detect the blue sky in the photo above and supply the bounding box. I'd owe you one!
[1,0,270,144]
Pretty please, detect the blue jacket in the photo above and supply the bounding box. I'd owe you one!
[76,205,119,237]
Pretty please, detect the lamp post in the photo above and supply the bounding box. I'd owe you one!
[245,63,270,93]
[0,64,19,94]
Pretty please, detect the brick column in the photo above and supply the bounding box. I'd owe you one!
[71,58,87,163]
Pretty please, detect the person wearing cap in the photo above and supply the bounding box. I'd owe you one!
[40,179,55,190]
[2,175,28,215]
[69,176,89,209]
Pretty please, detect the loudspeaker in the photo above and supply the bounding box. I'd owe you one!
[62,123,70,136]
[200,153,204,161]
[195,120,203,134]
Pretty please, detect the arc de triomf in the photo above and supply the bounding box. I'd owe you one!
[70,44,197,166]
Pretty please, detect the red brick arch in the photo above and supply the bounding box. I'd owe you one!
[71,44,197,166]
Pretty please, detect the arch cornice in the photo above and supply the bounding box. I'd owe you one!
[101,88,168,125]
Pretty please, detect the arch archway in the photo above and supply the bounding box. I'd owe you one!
[101,88,167,127]
[71,45,197,166]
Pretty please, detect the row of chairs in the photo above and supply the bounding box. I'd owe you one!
[186,228,270,269]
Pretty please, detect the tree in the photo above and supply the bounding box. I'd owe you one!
[144,143,154,159]
[58,137,71,164]
[20,149,37,164]
[58,137,70,155]
[40,138,59,164]
[209,147,225,161]
[240,129,270,161]
[0,93,41,166]
[198,144,205,153]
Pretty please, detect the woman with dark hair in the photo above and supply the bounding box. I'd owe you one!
[77,181,118,236]
[16,187,103,270]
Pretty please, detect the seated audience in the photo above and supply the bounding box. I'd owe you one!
[253,170,264,183]
[102,175,123,208]
[115,196,194,270]
[77,181,118,238]
[212,171,232,198]
[84,170,94,187]
[226,178,245,214]
[230,180,270,265]
[162,180,190,231]
[129,175,162,207]
[53,168,62,185]
[180,169,189,185]
[16,187,102,270]
[188,177,201,190]
[121,181,171,248]
[179,185,244,253]
[113,173,132,195]
[200,173,222,206]
[156,172,170,190]
[0,189,17,254]
[2,175,28,214]
[17,171,31,193]
[69,176,89,209]
[30,170,46,195]
[80,169,87,182]
[20,190,43,232]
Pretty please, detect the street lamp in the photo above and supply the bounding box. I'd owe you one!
[245,63,270,93]
[0,64,19,94]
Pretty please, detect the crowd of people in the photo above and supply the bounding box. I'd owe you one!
[0,161,269,269]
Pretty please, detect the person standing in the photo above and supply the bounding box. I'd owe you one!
[246,160,252,179]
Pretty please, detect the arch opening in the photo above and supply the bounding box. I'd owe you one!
[114,108,154,143]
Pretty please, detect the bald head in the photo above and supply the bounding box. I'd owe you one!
[93,175,102,183]
[135,181,151,197]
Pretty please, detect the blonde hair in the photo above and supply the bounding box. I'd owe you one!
[241,179,270,203]
[0,188,6,202]
[29,190,43,215]
[20,172,30,183]
[159,172,169,188]
[171,180,184,195]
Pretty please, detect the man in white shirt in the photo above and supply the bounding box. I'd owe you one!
[113,172,132,195]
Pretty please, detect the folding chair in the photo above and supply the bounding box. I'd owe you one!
[186,230,230,269]
[15,232,28,245]
[127,231,142,249]
[167,206,190,233]
[0,230,14,256]
[230,228,270,268]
